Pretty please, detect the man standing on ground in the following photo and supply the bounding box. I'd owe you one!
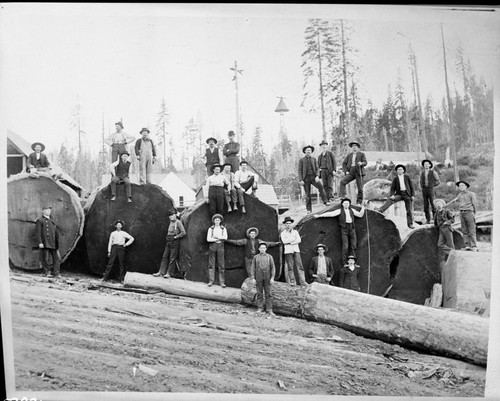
[298,145,330,214]
[223,130,240,173]
[317,140,337,202]
[339,140,367,205]
[251,241,276,317]
[449,181,478,252]
[280,216,307,286]
[135,128,157,184]
[35,205,61,278]
[102,220,134,283]
[420,159,441,224]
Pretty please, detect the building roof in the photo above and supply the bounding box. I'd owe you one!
[363,151,428,167]
[7,129,33,156]
[157,172,196,202]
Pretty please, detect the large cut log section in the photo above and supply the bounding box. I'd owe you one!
[8,173,84,270]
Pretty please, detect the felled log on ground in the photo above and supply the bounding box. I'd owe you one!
[124,272,241,303]
[179,194,280,288]
[389,226,465,305]
[295,206,401,295]
[241,279,488,366]
[83,183,175,277]
[7,172,84,270]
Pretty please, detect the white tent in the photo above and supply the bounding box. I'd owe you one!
[157,172,196,208]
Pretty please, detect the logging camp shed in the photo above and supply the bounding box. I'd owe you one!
[7,129,32,177]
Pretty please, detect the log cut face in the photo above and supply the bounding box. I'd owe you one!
[180,195,280,288]
[390,226,465,305]
[7,173,84,270]
[83,183,175,276]
[295,205,401,296]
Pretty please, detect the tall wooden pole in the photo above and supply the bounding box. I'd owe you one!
[316,25,327,141]
[230,61,243,154]
[410,45,428,157]
[341,20,350,140]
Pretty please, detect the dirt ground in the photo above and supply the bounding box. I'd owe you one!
[7,269,487,398]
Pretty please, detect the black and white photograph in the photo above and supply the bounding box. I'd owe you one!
[1,3,499,400]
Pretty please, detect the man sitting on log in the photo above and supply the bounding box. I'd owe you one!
[35,205,61,278]
[339,255,361,292]
[102,220,135,284]
[433,199,455,263]
[375,164,415,229]
[280,216,307,286]
[205,164,230,217]
[314,198,365,264]
[206,214,227,287]
[222,163,238,212]
[234,160,258,214]
[153,209,186,279]
[308,243,334,284]
[251,241,276,317]
[27,142,59,179]
[110,152,133,203]
[226,227,280,279]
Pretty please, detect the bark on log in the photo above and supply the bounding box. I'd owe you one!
[7,172,84,270]
[83,183,175,276]
[241,279,488,366]
[124,272,241,303]
[390,226,465,305]
[295,206,401,295]
[179,195,281,288]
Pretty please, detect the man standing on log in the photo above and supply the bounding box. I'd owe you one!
[420,159,441,224]
[204,137,220,176]
[280,216,307,286]
[375,164,415,229]
[251,241,276,317]
[110,152,133,203]
[102,220,134,283]
[205,164,230,216]
[339,255,361,291]
[222,163,238,212]
[308,244,334,285]
[298,145,330,214]
[433,199,455,262]
[449,180,478,252]
[134,128,157,185]
[234,160,258,214]
[206,214,227,287]
[339,140,367,205]
[35,205,61,278]
[317,140,337,203]
[226,227,280,279]
[105,122,136,163]
[153,210,186,279]
[314,198,365,264]
[223,130,240,173]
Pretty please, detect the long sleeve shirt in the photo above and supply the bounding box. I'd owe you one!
[167,219,186,239]
[223,142,240,157]
[27,152,50,169]
[226,238,280,259]
[280,229,301,254]
[107,230,134,252]
[318,207,365,221]
[251,253,276,280]
[105,131,135,146]
[206,174,229,188]
[207,225,228,243]
[234,170,258,187]
[457,190,478,212]
[35,216,59,249]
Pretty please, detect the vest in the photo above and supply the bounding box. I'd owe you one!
[421,170,438,188]
[115,160,131,179]
[339,207,355,228]
[205,147,220,166]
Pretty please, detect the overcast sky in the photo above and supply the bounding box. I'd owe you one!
[1,3,499,163]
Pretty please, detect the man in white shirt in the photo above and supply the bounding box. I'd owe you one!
[102,220,135,283]
[205,164,230,216]
[234,160,258,214]
[105,122,136,163]
[222,163,238,212]
[279,216,307,286]
[206,214,228,287]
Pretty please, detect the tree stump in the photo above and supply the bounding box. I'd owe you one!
[83,183,175,277]
[179,194,280,288]
[295,206,401,295]
[7,172,84,270]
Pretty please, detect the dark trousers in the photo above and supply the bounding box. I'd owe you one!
[103,244,126,282]
[255,272,273,312]
[159,237,182,275]
[304,174,327,212]
[422,187,436,222]
[379,191,413,227]
[341,223,357,263]
[236,176,257,206]
[437,225,455,262]
[208,242,225,285]
[209,186,225,215]
[111,176,132,198]
[460,210,477,248]
[340,168,364,204]
[284,252,306,285]
[320,169,334,200]
[39,248,60,276]
[225,189,237,204]
[111,144,128,163]
[225,156,240,173]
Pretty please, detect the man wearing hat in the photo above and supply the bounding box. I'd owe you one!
[134,128,157,185]
[314,197,365,264]
[27,142,51,175]
[251,241,277,316]
[449,181,478,251]
[227,227,280,279]
[433,199,455,262]
[105,122,136,163]
[35,205,61,278]
[223,130,240,173]
[204,137,221,176]
[205,164,230,216]
[375,164,415,229]
[308,244,334,284]
[102,220,134,283]
[234,160,258,213]
[206,214,228,287]
[280,216,307,286]
[317,140,337,202]
[340,140,367,205]
[110,151,133,203]
[420,159,441,224]
[339,255,361,292]
[298,145,329,214]
[222,163,238,212]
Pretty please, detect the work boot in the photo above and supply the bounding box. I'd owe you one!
[267,311,276,317]
[152,272,161,277]
[128,197,133,203]
[241,206,246,214]
[164,274,171,278]
[227,204,233,212]
[111,196,116,201]
[233,203,238,211]
[208,281,213,287]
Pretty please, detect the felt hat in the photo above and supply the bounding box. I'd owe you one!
[168,209,178,216]
[302,145,314,153]
[42,205,52,210]
[348,140,361,148]
[239,160,248,166]
[113,220,124,227]
[283,216,294,224]
[31,142,45,152]
[228,130,235,136]
[319,140,328,146]
[347,255,356,261]
[119,151,130,157]
[433,199,446,208]
[222,163,232,169]
[258,241,268,248]
[115,121,124,128]
[211,214,224,223]
[395,164,406,173]
[421,159,433,168]
[140,128,150,134]
[210,164,222,172]
[206,137,217,144]
[314,243,329,253]
[456,180,470,188]
[246,227,259,238]
[340,197,351,206]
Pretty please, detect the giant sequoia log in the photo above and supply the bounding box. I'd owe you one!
[241,279,488,366]
[83,183,175,276]
[7,172,84,270]
[295,205,401,295]
[389,226,465,305]
[179,195,280,288]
